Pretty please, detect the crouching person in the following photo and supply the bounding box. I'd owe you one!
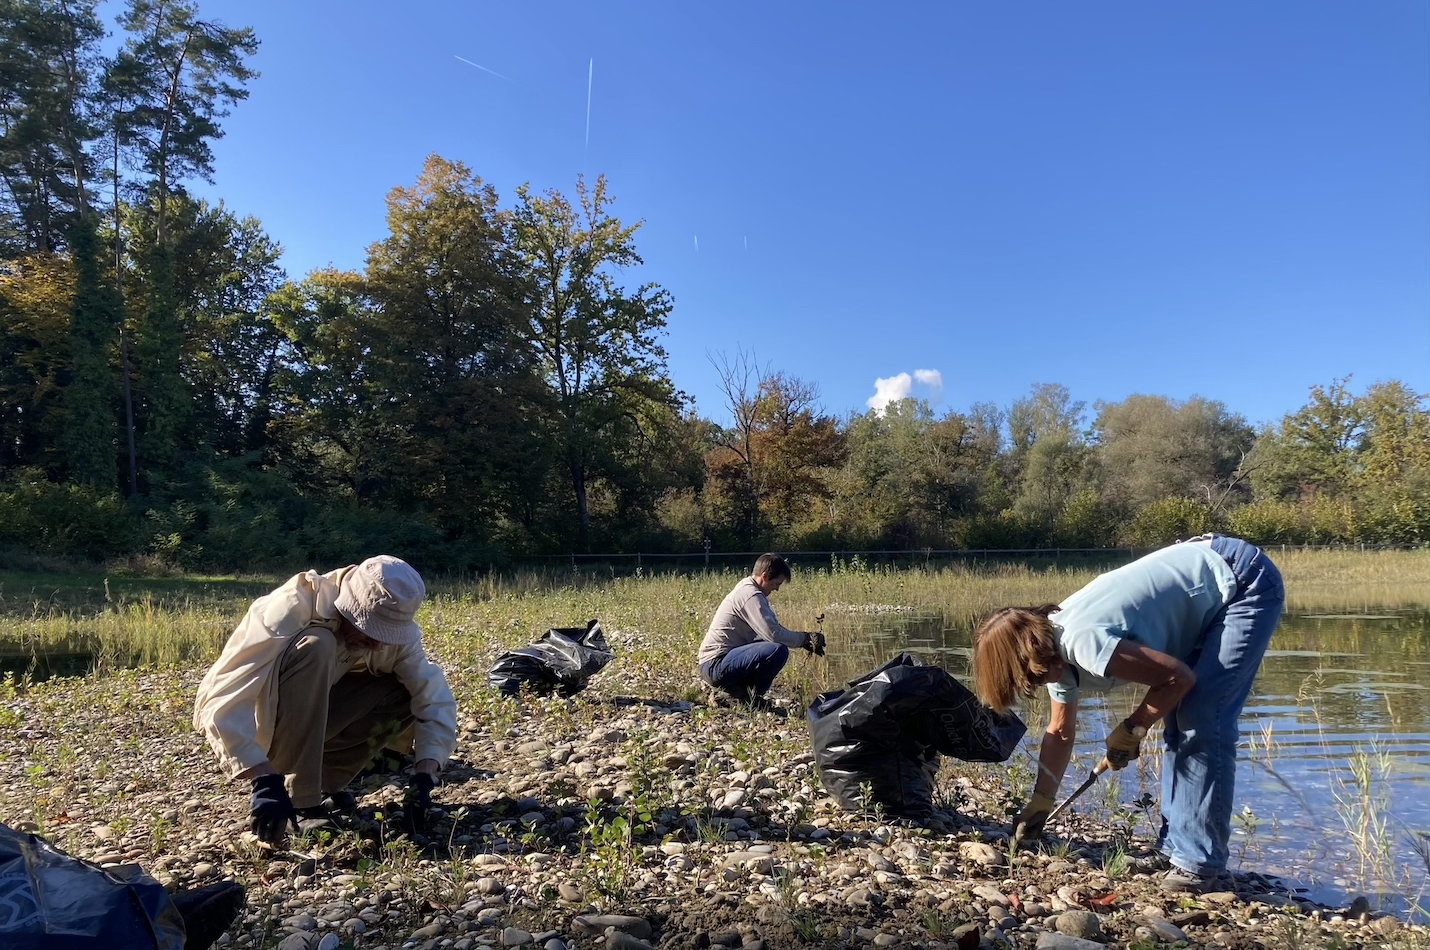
[696,553,824,709]
[193,555,457,844]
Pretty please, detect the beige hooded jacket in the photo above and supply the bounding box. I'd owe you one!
[192,566,458,778]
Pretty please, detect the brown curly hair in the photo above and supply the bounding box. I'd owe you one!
[973,604,1063,713]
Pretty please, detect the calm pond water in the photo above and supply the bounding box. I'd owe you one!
[826,606,1430,916]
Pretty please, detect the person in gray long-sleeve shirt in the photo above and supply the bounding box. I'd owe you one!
[697,553,824,705]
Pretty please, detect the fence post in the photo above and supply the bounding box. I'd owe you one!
[636,552,642,571]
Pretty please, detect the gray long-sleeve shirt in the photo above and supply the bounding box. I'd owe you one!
[697,577,807,666]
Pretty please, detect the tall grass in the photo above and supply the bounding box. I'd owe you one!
[2,549,1426,674]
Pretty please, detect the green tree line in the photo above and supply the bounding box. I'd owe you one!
[2,0,1427,570]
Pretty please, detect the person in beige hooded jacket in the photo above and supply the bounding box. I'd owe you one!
[193,555,457,842]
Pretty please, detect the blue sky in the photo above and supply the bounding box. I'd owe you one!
[128,1,1429,428]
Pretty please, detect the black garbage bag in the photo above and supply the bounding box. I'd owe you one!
[807,653,1026,818]
[0,822,186,949]
[488,620,614,697]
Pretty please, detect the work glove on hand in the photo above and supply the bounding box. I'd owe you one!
[1012,791,1056,841]
[804,631,827,657]
[249,773,296,844]
[1104,719,1147,771]
[403,772,436,833]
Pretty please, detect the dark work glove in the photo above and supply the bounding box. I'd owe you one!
[808,631,827,657]
[250,773,296,844]
[404,772,436,833]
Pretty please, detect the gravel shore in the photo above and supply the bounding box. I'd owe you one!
[2,664,1425,950]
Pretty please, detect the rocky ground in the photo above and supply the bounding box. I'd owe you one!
[1,666,1426,950]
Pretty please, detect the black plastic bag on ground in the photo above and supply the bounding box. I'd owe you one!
[488,620,614,697]
[0,822,186,949]
[807,653,1026,818]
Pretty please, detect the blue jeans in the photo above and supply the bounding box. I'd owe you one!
[699,641,790,697]
[1157,535,1285,875]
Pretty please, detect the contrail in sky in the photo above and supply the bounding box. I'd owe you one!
[694,235,699,252]
[455,55,509,81]
[584,58,594,158]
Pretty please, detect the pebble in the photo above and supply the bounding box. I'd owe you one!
[873,935,898,947]
[501,927,533,946]
[544,941,567,950]
[283,913,317,932]
[557,882,582,901]
[315,936,341,950]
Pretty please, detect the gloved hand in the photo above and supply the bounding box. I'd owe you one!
[804,631,826,657]
[1105,719,1147,771]
[404,772,436,833]
[1011,791,1056,841]
[250,773,296,844]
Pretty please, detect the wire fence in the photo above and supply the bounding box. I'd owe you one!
[512,542,1418,576]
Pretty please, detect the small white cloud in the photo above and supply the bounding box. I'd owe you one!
[867,373,913,414]
[867,368,945,416]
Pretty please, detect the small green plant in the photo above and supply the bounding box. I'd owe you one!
[1232,804,1260,863]
[920,908,951,938]
[578,799,637,903]
[1102,844,1130,879]
[790,911,821,943]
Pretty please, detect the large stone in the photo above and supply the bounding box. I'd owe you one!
[606,935,655,950]
[502,927,534,946]
[1144,918,1187,942]
[316,936,342,950]
[973,885,1009,906]
[1054,910,1102,941]
[1170,910,1211,928]
[720,851,774,873]
[1036,935,1103,950]
[571,915,652,939]
[276,936,314,950]
[958,841,1007,868]
[721,789,748,810]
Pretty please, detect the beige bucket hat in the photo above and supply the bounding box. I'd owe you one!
[335,555,425,645]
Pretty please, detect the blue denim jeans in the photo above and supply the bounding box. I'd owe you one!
[1156,535,1285,875]
[699,641,790,698]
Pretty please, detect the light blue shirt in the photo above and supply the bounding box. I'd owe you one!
[1047,542,1239,705]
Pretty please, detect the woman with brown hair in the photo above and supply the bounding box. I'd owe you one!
[972,535,1284,893]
